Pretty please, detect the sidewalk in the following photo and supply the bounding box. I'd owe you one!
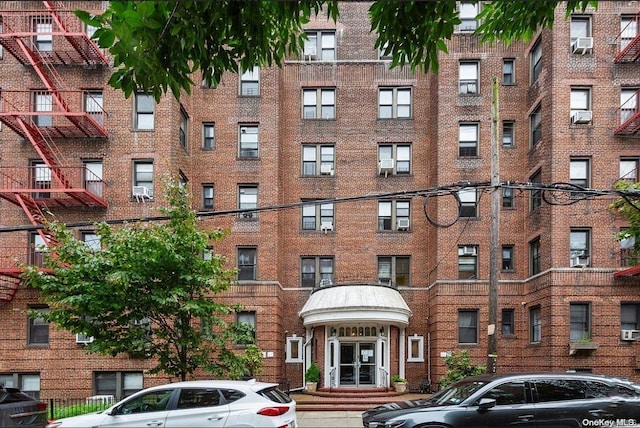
[297,410,363,427]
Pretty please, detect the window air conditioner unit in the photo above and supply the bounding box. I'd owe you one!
[570,256,590,268]
[319,278,333,287]
[397,218,410,230]
[320,164,334,175]
[379,159,394,176]
[76,333,94,344]
[571,110,592,124]
[242,212,254,219]
[320,221,334,232]
[132,185,151,199]
[303,45,317,61]
[460,246,477,256]
[621,329,640,341]
[571,37,593,54]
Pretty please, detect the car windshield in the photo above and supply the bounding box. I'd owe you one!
[430,380,489,405]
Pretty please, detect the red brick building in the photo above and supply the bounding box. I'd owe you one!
[1,1,640,400]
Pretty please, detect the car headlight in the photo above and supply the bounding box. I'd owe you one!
[384,420,407,428]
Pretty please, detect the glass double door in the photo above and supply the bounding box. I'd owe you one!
[339,342,375,386]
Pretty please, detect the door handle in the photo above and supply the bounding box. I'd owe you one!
[208,415,224,421]
[518,414,534,421]
[146,422,163,427]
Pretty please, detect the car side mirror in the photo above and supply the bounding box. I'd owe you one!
[477,398,497,410]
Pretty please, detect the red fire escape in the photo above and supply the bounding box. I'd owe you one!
[0,1,109,301]
[614,12,640,136]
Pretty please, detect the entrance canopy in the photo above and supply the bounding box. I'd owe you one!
[299,284,412,327]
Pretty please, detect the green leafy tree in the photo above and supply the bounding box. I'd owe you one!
[439,350,486,388]
[75,1,597,101]
[610,180,640,264]
[23,179,260,381]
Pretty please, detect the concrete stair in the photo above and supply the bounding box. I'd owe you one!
[290,388,427,412]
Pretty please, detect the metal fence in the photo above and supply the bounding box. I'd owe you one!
[45,396,115,421]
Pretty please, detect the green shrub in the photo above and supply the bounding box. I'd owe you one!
[305,362,321,383]
[439,350,486,388]
[391,375,406,383]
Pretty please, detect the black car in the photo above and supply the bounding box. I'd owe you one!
[0,386,47,428]
[362,372,640,428]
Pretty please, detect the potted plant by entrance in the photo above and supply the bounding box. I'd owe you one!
[305,362,321,393]
[391,375,407,393]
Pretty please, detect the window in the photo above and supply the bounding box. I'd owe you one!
[28,307,49,345]
[502,246,514,271]
[302,201,334,231]
[379,42,392,60]
[459,123,478,157]
[502,59,515,84]
[134,94,154,130]
[177,389,222,409]
[202,184,214,210]
[621,303,640,330]
[458,310,478,344]
[133,160,154,198]
[301,256,334,287]
[29,233,47,267]
[458,2,480,32]
[286,336,303,363]
[570,87,591,123]
[82,231,101,251]
[94,372,143,399]
[502,121,514,147]
[237,247,257,280]
[458,246,478,280]
[621,15,639,50]
[530,237,541,275]
[303,31,335,61]
[33,91,52,127]
[0,21,3,58]
[530,306,542,343]
[530,104,542,146]
[236,311,256,344]
[239,125,259,158]
[84,91,104,125]
[570,16,591,49]
[458,188,477,218]
[378,87,412,119]
[202,122,215,149]
[33,17,52,51]
[0,374,41,399]
[407,335,424,362]
[377,256,410,286]
[570,303,591,341]
[31,161,51,198]
[240,66,259,96]
[459,61,479,94]
[238,185,258,219]
[502,309,515,336]
[303,88,335,119]
[529,169,542,211]
[378,200,410,231]
[179,107,188,149]
[379,144,411,175]
[569,158,590,197]
[620,88,638,125]
[302,144,335,176]
[482,381,526,405]
[502,187,515,209]
[530,38,542,83]
[570,229,590,265]
[85,22,98,39]
[620,158,638,182]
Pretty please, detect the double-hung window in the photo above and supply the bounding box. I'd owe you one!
[620,158,639,182]
[236,311,256,344]
[84,90,104,125]
[134,94,154,130]
[29,233,47,267]
[530,104,542,146]
[458,2,480,32]
[621,303,640,330]
[303,88,335,119]
[459,61,479,94]
[179,107,188,149]
[33,91,52,127]
[530,306,542,343]
[621,16,639,50]
[570,229,590,266]
[133,160,154,198]
[202,122,215,149]
[378,87,412,119]
[530,38,542,83]
[620,88,638,125]
[530,237,541,275]
[301,257,334,287]
[570,87,592,124]
[569,303,591,341]
[83,160,103,198]
[502,309,515,336]
[379,144,411,175]
[378,200,410,231]
[302,201,334,231]
[238,185,258,219]
[502,121,514,147]
[459,123,478,157]
[28,307,49,345]
[570,16,592,53]
[237,248,257,280]
[458,309,478,344]
[239,125,259,159]
[458,246,478,279]
[202,184,214,210]
[94,372,143,398]
[503,59,515,84]
[502,187,515,208]
[302,144,335,176]
[303,31,336,61]
[530,169,542,211]
[377,256,410,286]
[502,246,514,271]
[33,17,52,51]
[82,231,101,251]
[569,158,590,198]
[240,66,259,96]
[458,188,477,218]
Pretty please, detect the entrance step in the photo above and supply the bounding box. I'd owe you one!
[291,390,428,412]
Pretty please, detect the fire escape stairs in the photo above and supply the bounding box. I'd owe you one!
[615,33,640,63]
[0,1,107,302]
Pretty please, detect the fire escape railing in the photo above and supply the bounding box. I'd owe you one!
[614,12,640,63]
[614,88,640,136]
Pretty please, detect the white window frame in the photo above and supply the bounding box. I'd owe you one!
[570,87,591,117]
[238,185,258,219]
[458,123,478,157]
[620,158,638,182]
[240,66,260,96]
[621,16,638,50]
[286,336,304,363]
[458,2,480,32]
[407,334,424,362]
[620,88,638,125]
[459,61,479,94]
[239,125,259,159]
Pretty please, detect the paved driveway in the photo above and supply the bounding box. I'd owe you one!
[297,410,363,427]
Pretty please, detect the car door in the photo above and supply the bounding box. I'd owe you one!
[100,388,175,428]
[463,380,537,427]
[164,388,229,428]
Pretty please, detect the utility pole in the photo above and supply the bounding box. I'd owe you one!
[487,78,499,373]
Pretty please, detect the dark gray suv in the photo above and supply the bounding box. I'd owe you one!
[0,386,47,428]
[362,372,640,428]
